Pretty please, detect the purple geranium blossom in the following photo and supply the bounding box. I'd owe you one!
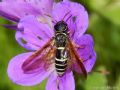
[0,0,96,90]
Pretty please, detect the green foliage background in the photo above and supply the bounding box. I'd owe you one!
[0,0,120,90]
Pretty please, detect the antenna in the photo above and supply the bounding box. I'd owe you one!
[65,14,72,22]
[62,11,71,21]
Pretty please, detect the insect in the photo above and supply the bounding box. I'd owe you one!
[22,12,87,77]
[54,21,69,76]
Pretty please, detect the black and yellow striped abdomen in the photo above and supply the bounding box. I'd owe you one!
[55,47,68,76]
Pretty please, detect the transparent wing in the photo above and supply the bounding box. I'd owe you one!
[22,38,56,74]
[67,38,87,78]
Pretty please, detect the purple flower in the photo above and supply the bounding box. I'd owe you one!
[0,0,96,90]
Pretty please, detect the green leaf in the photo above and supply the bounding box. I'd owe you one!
[90,0,120,25]
[100,2,120,25]
[85,66,107,90]
[116,77,120,90]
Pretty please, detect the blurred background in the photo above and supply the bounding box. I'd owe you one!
[0,0,120,90]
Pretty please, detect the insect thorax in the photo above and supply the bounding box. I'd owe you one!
[55,33,67,47]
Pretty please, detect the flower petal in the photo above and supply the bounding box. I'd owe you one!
[16,15,54,50]
[73,34,96,73]
[46,72,58,90]
[46,71,75,90]
[0,9,19,22]
[28,0,54,15]
[83,51,96,73]
[7,52,53,86]
[1,24,18,30]
[63,0,70,1]
[15,31,39,51]
[0,1,41,21]
[59,72,75,90]
[52,1,88,37]
[0,0,54,21]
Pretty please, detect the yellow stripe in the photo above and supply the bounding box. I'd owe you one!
[55,64,67,66]
[56,68,65,71]
[57,47,65,49]
[55,58,67,61]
